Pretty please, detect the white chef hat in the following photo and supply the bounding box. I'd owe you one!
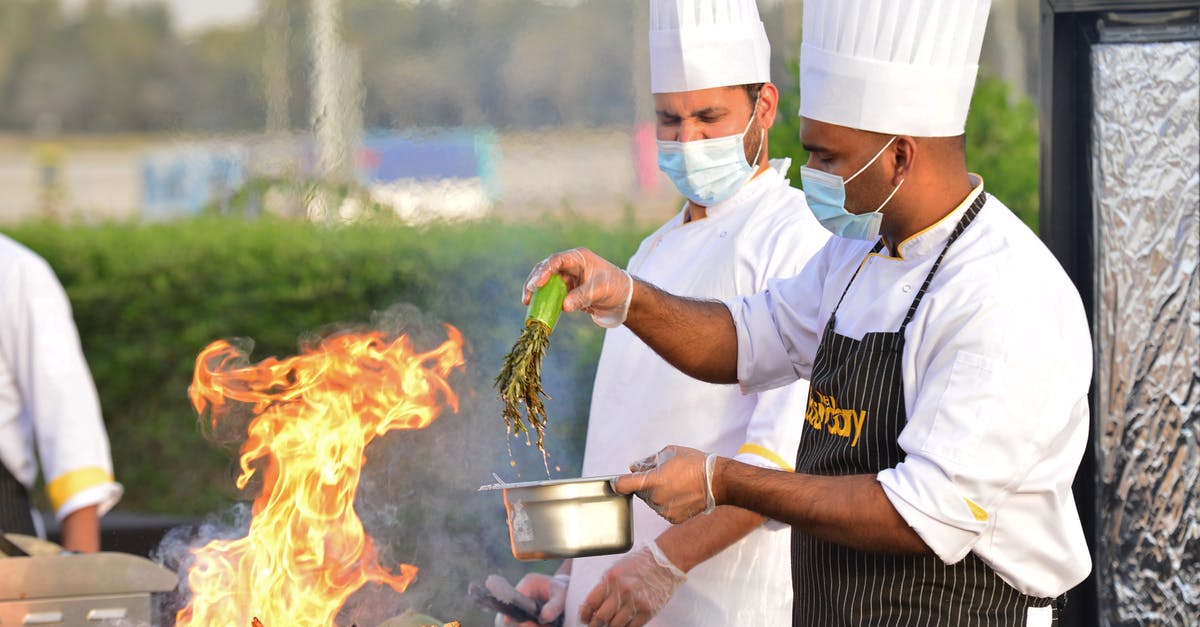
[649,0,771,94]
[800,0,991,137]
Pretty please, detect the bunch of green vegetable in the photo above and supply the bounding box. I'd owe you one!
[494,274,568,452]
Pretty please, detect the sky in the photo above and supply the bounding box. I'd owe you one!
[161,0,260,33]
[63,0,261,34]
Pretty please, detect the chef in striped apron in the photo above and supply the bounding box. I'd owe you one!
[523,1,1092,625]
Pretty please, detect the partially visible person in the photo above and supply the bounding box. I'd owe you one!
[0,233,122,552]
[498,1,828,626]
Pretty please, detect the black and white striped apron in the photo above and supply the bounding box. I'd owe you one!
[0,460,36,535]
[791,193,1058,626]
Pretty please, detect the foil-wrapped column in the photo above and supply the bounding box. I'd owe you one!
[1091,41,1200,625]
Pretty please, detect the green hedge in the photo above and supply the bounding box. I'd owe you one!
[5,215,647,516]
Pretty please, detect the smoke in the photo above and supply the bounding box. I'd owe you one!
[152,299,595,625]
[152,503,254,622]
[343,302,591,623]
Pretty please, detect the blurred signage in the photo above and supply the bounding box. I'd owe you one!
[357,130,500,199]
[140,145,245,220]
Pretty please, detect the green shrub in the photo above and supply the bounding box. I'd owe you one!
[4,215,647,516]
[962,75,1040,229]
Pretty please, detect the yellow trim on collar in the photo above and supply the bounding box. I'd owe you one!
[46,467,113,512]
[871,174,986,261]
[737,443,795,472]
[963,497,989,521]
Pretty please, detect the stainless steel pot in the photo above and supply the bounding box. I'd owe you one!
[493,476,632,561]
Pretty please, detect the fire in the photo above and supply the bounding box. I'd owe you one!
[177,325,465,627]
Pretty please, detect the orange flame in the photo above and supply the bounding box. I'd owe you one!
[177,326,465,627]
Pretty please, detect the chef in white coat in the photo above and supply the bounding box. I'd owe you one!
[497,1,828,626]
[523,1,1092,625]
[0,233,122,552]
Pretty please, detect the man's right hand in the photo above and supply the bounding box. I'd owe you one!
[523,248,633,328]
[493,572,569,627]
[526,247,739,385]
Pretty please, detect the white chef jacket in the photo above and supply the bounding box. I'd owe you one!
[564,159,830,626]
[0,233,122,523]
[728,178,1092,598]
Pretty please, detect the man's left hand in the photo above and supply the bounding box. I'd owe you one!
[613,446,715,524]
[578,542,686,627]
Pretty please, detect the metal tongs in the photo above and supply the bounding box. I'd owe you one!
[468,574,563,627]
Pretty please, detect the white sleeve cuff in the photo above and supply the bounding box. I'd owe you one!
[727,293,800,394]
[56,482,123,522]
[877,456,988,565]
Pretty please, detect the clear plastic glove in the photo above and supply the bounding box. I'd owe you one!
[493,572,568,627]
[578,541,686,627]
[523,248,633,328]
[613,446,717,524]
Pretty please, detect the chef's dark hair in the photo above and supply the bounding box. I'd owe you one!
[741,83,765,107]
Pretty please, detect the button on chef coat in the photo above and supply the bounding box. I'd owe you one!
[0,234,123,522]
[564,159,830,626]
[727,178,1092,598]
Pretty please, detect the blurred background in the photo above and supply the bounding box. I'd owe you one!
[0,0,1042,623]
[0,0,1040,225]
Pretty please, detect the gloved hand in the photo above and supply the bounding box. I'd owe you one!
[523,248,633,328]
[493,572,569,627]
[614,446,718,524]
[578,541,686,627]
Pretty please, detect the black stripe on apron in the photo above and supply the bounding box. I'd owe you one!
[0,459,36,535]
[791,193,1058,626]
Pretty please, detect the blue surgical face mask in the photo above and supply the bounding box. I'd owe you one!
[657,100,764,207]
[800,136,904,241]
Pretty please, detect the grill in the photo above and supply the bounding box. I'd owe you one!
[0,551,176,626]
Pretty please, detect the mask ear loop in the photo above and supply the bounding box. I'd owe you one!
[845,135,905,215]
[845,135,898,184]
[744,92,765,167]
[872,177,905,215]
[743,91,762,134]
[747,128,766,166]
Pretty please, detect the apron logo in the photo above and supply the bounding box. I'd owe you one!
[805,390,867,448]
